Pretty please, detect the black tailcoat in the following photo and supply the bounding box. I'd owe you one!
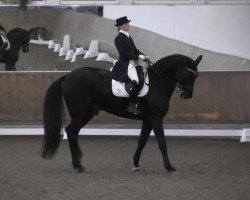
[111,32,142,82]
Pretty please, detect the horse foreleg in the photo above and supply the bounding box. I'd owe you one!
[132,120,152,172]
[5,63,16,71]
[152,118,176,172]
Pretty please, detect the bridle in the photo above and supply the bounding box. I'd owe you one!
[144,59,198,95]
[175,67,198,96]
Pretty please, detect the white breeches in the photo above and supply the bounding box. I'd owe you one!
[127,61,139,84]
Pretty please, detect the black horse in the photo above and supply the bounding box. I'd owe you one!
[0,28,31,71]
[42,54,202,173]
[0,25,10,51]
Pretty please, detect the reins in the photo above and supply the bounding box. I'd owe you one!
[144,59,184,94]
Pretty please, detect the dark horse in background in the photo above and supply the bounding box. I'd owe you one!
[42,54,202,173]
[0,28,31,71]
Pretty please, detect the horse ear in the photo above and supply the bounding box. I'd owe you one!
[28,29,33,35]
[194,55,203,66]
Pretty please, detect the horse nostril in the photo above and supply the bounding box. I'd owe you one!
[187,93,193,99]
[3,43,7,49]
[180,91,193,100]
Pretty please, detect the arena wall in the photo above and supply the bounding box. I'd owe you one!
[0,72,249,126]
[0,8,249,134]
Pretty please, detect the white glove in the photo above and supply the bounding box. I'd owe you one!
[145,55,150,61]
[139,54,146,61]
[139,54,150,61]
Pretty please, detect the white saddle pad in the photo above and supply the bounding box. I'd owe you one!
[112,73,149,97]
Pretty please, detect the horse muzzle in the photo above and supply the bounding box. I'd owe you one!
[180,90,193,100]
[23,47,29,53]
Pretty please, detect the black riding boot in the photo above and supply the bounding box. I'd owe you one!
[127,81,141,115]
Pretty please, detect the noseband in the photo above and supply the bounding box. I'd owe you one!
[175,67,198,95]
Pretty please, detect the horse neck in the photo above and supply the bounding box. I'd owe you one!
[149,63,177,97]
[9,36,23,51]
[8,29,27,51]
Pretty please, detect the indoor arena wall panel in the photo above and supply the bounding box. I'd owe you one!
[0,71,249,125]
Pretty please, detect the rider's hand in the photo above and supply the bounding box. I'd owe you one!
[139,54,150,61]
[139,54,146,61]
[145,55,150,61]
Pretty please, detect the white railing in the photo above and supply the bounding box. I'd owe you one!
[206,0,249,5]
[0,0,249,6]
[133,0,193,5]
[134,0,249,4]
[61,0,119,6]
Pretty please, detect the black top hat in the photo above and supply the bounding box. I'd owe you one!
[114,16,131,26]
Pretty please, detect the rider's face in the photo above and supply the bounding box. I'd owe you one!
[119,23,129,32]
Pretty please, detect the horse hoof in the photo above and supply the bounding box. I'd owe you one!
[73,165,86,173]
[166,166,177,172]
[132,167,141,173]
[76,166,86,173]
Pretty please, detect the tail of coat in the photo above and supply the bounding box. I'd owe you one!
[42,76,65,159]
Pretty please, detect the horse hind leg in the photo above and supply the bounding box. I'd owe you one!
[66,113,94,173]
[132,120,152,172]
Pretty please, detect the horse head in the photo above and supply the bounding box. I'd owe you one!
[175,55,202,99]
[18,29,33,53]
[21,32,31,53]
[6,28,31,53]
[0,25,10,51]
[152,54,202,100]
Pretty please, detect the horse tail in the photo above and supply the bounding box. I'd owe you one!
[42,76,65,159]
